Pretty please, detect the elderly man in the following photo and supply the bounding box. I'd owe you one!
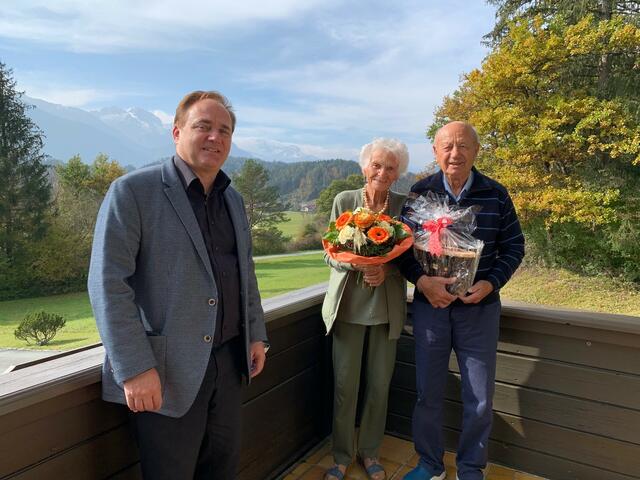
[88,91,268,479]
[398,121,524,480]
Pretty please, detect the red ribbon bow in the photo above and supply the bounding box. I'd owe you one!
[422,216,453,256]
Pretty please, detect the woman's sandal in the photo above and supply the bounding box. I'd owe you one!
[324,465,346,480]
[360,457,386,480]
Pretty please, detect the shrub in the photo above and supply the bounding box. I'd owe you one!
[287,222,323,252]
[252,227,289,255]
[14,311,66,346]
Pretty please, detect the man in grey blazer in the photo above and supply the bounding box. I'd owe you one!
[88,91,268,479]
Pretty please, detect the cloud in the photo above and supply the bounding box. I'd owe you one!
[0,0,330,52]
[152,109,174,126]
[1,0,495,173]
[407,142,435,173]
[237,1,493,145]
[235,135,359,161]
[19,84,115,107]
[296,143,359,161]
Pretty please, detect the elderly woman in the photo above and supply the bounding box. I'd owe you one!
[322,138,409,480]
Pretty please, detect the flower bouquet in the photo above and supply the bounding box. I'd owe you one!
[322,207,414,267]
[404,192,484,296]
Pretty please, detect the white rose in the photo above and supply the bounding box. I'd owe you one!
[338,225,355,243]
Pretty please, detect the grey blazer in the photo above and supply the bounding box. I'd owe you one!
[88,158,268,417]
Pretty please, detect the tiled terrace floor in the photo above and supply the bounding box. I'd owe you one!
[280,435,547,480]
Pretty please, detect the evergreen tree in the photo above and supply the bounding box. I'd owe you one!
[0,62,51,296]
[232,159,287,230]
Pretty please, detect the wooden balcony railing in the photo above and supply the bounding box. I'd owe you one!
[1,284,638,480]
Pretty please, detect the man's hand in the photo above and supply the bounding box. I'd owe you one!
[459,280,494,304]
[123,367,162,413]
[249,341,266,378]
[416,275,457,308]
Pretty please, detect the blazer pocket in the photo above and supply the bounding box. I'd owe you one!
[146,334,167,394]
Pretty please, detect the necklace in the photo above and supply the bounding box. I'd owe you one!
[362,186,389,214]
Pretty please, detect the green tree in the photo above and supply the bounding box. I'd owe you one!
[486,1,640,44]
[315,174,365,221]
[0,62,51,298]
[232,159,288,230]
[485,1,640,111]
[30,154,126,296]
[430,13,640,280]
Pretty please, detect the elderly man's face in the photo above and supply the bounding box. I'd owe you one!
[173,99,232,176]
[433,122,479,182]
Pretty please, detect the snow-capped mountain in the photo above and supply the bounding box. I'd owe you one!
[234,138,320,163]
[24,97,254,167]
[93,106,167,148]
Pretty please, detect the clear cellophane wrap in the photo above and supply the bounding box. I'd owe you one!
[405,192,484,296]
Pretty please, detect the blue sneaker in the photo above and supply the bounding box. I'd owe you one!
[403,465,446,480]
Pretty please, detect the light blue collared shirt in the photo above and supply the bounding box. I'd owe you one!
[442,171,474,202]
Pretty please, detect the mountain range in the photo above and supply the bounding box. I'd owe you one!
[24,97,324,167]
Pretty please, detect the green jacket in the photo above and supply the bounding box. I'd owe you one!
[321,189,408,339]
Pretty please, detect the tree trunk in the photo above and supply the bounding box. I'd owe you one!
[597,0,613,95]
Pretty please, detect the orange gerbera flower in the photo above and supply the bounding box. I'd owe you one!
[353,211,376,229]
[367,227,390,244]
[377,213,393,222]
[335,211,353,229]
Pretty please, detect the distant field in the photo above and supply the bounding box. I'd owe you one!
[276,211,315,238]
[0,253,329,350]
[1,260,638,351]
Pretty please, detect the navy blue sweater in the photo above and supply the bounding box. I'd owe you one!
[396,167,525,306]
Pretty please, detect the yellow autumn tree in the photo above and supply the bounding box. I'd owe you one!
[430,14,640,280]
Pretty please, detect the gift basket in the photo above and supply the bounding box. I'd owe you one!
[404,192,484,296]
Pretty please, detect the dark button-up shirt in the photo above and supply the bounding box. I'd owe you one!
[173,155,241,346]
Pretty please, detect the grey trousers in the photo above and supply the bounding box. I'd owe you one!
[331,321,398,466]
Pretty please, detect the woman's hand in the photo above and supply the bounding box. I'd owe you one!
[362,264,387,287]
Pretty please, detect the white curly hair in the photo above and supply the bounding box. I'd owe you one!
[358,138,410,175]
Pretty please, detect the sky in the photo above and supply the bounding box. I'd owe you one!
[0,0,496,172]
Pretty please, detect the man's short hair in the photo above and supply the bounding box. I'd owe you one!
[174,91,236,132]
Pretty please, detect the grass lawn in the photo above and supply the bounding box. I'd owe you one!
[0,253,329,351]
[1,258,638,351]
[501,265,640,316]
[254,253,328,298]
[276,211,315,238]
[0,292,99,351]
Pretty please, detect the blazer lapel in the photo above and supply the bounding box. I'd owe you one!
[161,160,214,281]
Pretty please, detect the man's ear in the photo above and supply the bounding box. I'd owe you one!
[172,125,180,145]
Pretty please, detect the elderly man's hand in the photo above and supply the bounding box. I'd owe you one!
[459,280,494,304]
[249,341,267,378]
[416,275,457,308]
[123,367,163,413]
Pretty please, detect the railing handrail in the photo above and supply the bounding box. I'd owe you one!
[1,282,638,416]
